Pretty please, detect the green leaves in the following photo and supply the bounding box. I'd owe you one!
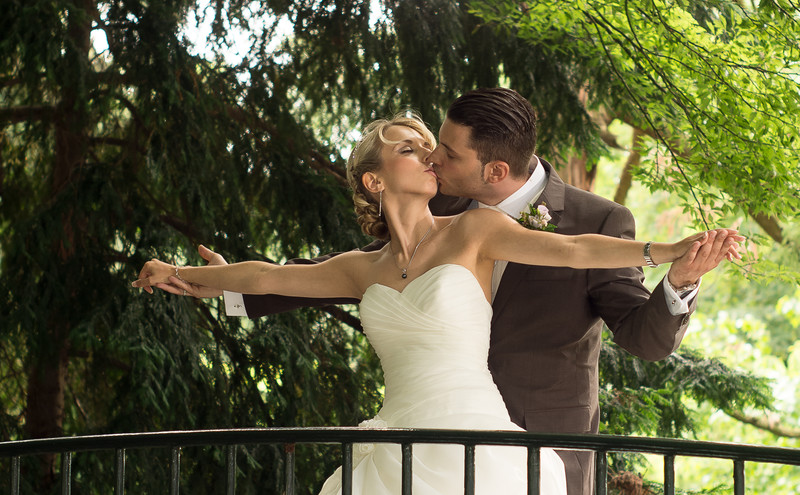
[471,0,800,233]
[600,343,773,438]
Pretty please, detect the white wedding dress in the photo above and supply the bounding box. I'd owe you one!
[318,264,567,494]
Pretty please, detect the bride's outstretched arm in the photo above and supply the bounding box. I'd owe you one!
[132,251,366,299]
[470,209,743,269]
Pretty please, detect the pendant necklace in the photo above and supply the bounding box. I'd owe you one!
[399,218,435,279]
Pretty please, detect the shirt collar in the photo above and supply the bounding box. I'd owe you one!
[478,156,547,218]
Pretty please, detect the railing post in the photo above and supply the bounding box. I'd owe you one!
[464,444,475,495]
[225,445,236,495]
[284,443,296,495]
[733,459,745,495]
[61,451,72,495]
[11,456,20,495]
[594,450,607,495]
[342,443,353,495]
[527,446,540,495]
[663,454,675,495]
[401,443,413,495]
[170,447,181,495]
[115,449,126,495]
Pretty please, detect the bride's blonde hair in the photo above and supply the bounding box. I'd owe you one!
[346,113,436,241]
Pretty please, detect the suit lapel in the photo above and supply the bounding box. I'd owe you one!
[491,159,566,319]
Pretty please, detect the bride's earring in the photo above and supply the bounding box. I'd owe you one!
[378,190,383,217]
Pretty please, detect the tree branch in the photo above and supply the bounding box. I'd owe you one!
[588,108,625,151]
[159,214,204,243]
[749,211,784,244]
[0,105,56,124]
[89,136,144,154]
[223,105,348,187]
[69,349,132,372]
[0,77,25,88]
[726,409,800,438]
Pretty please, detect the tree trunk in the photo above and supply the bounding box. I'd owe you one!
[22,1,93,490]
[24,345,70,484]
[614,128,644,205]
[562,152,597,192]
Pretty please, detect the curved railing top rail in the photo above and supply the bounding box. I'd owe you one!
[1,428,799,466]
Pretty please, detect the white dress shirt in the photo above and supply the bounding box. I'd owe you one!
[476,159,547,302]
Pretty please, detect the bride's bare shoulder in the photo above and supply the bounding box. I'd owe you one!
[448,208,516,231]
[335,246,386,266]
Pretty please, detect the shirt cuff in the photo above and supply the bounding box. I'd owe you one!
[662,277,700,316]
[223,291,248,317]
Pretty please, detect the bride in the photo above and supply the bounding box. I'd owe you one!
[133,114,742,494]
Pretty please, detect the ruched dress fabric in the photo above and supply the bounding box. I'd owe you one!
[318,264,567,495]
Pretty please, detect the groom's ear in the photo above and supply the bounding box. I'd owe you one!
[362,172,383,194]
[483,161,510,184]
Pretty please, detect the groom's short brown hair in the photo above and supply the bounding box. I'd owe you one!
[446,88,537,178]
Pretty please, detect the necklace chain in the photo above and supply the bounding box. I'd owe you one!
[399,218,434,279]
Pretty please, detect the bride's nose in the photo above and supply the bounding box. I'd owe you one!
[419,148,433,163]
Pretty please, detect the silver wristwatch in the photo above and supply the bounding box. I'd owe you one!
[668,280,699,295]
[643,241,658,267]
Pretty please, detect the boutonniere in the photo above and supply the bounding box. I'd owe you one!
[518,203,557,232]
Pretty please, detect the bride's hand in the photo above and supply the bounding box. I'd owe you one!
[156,245,226,298]
[667,228,744,286]
[132,259,175,294]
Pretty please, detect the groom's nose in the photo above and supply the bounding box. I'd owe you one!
[425,146,440,166]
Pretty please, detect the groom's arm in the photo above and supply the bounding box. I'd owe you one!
[586,206,699,361]
[238,255,361,318]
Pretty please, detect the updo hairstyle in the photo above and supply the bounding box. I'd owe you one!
[346,113,436,240]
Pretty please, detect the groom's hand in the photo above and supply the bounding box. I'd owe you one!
[155,245,227,299]
[668,228,743,288]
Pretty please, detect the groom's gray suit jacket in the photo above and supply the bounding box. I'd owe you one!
[242,159,696,495]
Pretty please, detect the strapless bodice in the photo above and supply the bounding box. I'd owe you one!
[318,264,567,494]
[360,265,509,427]
[362,266,491,376]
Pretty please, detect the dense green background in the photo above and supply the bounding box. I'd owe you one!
[1,0,798,493]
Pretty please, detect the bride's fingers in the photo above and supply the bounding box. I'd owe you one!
[692,231,717,262]
[134,261,162,293]
[131,277,154,294]
[166,276,200,297]
[713,239,735,265]
[689,232,709,244]
[681,240,703,263]
[726,243,743,261]
[168,275,193,291]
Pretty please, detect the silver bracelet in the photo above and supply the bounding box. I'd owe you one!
[174,265,186,282]
[643,241,658,267]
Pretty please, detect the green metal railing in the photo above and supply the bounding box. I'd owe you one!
[2,428,799,494]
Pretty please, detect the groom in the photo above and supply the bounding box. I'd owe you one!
[175,88,735,495]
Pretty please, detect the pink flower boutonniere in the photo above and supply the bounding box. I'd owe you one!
[518,203,557,232]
